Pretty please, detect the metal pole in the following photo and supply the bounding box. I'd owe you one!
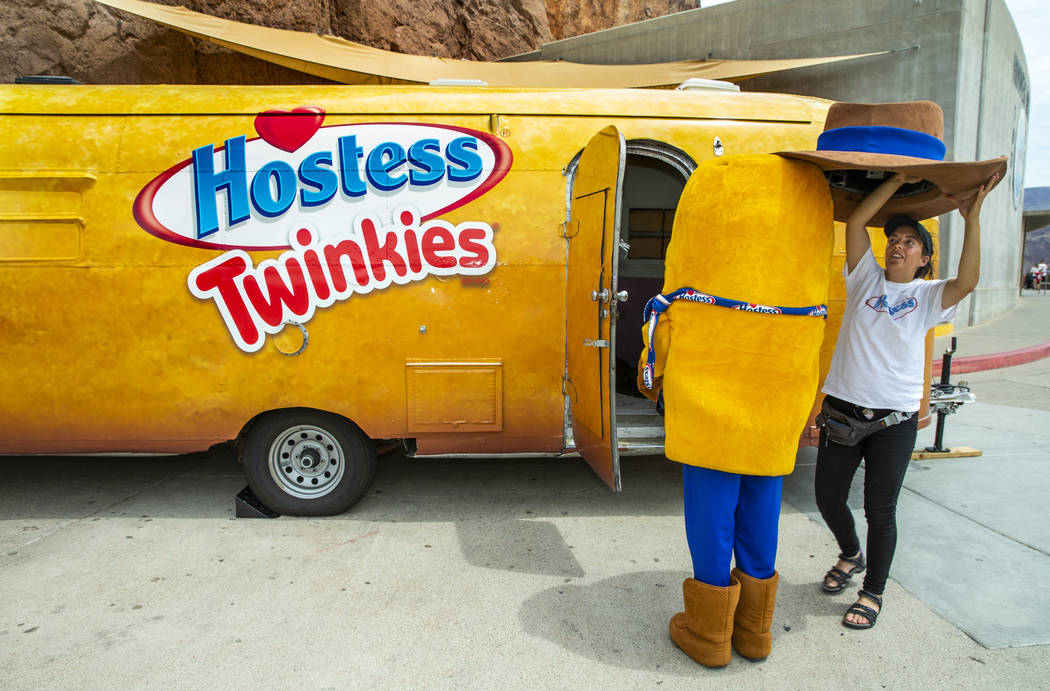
[926,337,956,453]
[928,336,961,451]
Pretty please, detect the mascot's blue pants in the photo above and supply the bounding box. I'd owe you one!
[682,464,783,587]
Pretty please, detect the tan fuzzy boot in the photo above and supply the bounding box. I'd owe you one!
[669,575,741,668]
[731,568,779,661]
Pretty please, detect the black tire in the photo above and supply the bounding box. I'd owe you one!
[239,409,377,516]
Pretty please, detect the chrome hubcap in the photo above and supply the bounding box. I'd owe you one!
[267,425,346,499]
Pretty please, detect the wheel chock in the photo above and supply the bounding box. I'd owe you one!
[235,486,281,518]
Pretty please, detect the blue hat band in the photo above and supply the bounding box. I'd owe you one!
[816,125,946,161]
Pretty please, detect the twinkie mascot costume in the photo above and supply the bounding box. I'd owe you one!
[638,154,834,667]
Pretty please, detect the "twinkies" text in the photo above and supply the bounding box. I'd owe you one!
[188,207,496,352]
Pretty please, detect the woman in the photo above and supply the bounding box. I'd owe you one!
[815,170,997,630]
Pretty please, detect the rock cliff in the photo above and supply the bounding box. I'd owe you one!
[2,0,697,84]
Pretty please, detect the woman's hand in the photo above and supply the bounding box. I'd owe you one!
[890,173,923,185]
[846,174,916,227]
[843,173,925,272]
[947,172,999,224]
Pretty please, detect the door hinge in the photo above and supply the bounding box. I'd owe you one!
[562,376,578,401]
[583,339,610,348]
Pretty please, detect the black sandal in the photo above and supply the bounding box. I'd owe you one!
[842,589,883,630]
[821,551,865,593]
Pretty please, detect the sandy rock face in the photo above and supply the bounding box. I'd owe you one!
[330,0,553,61]
[1,0,696,84]
[545,0,696,40]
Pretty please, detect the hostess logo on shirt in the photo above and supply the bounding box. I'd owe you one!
[865,294,918,319]
[134,107,512,251]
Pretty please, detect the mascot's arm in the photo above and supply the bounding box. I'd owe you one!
[636,310,673,402]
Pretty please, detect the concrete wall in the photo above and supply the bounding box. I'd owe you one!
[515,0,1029,326]
[961,0,1029,322]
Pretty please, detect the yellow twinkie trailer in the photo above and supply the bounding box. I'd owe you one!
[0,82,922,515]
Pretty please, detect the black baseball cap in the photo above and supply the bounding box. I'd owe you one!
[883,214,933,256]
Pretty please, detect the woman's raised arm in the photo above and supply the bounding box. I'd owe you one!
[843,174,921,272]
[941,173,998,309]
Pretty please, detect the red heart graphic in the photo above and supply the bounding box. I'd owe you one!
[254,106,326,153]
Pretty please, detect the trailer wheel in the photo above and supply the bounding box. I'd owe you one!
[240,409,377,516]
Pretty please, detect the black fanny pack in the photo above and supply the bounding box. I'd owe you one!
[816,397,913,447]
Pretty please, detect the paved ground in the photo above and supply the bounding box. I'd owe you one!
[1,294,1048,689]
[934,288,1050,365]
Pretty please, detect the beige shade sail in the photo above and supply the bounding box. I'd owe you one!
[95,0,885,88]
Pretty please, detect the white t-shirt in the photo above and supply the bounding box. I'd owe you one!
[822,249,957,412]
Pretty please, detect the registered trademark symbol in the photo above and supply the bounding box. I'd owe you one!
[500,129,511,138]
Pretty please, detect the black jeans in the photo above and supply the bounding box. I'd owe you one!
[814,397,918,595]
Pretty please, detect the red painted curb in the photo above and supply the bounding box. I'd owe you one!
[933,340,1050,375]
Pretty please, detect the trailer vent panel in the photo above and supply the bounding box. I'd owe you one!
[406,360,503,433]
[0,173,94,262]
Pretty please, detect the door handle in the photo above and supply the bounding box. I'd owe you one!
[615,290,628,302]
[591,288,610,303]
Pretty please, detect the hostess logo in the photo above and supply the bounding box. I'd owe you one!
[681,290,716,305]
[734,303,783,315]
[134,107,513,250]
[865,294,918,319]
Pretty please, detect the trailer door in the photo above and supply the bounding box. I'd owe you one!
[565,126,626,492]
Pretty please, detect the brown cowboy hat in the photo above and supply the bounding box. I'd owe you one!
[777,100,1007,226]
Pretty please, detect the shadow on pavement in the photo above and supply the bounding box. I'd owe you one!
[517,569,848,675]
[0,447,684,522]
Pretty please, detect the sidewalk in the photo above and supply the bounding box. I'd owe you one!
[3,447,1048,688]
[933,291,1050,373]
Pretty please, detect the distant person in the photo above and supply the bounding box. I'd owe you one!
[815,170,997,629]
